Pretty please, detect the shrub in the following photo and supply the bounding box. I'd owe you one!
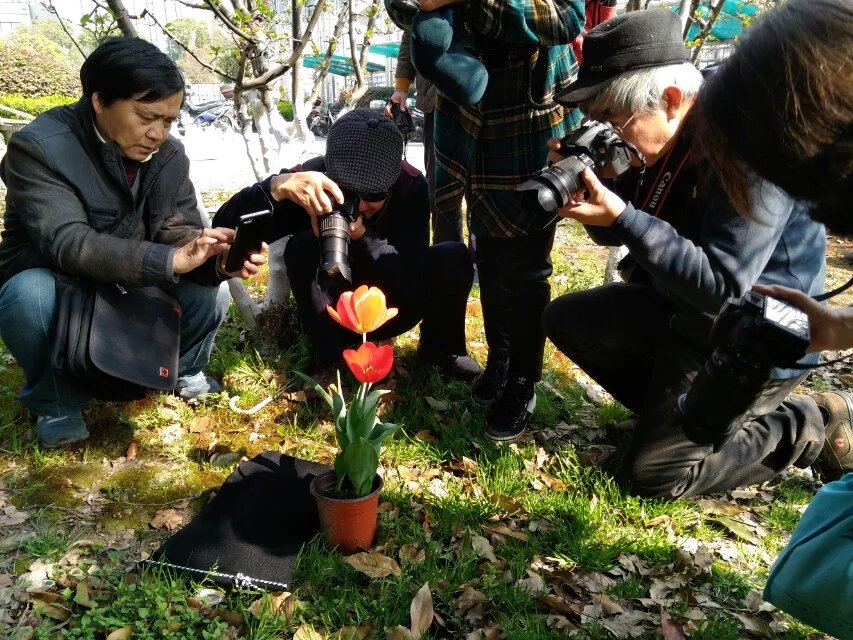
[278,100,294,122]
[355,86,398,109]
[0,32,80,97]
[0,93,76,117]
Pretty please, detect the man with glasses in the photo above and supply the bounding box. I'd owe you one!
[541,10,831,497]
[214,109,481,382]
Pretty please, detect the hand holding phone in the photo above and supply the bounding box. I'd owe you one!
[224,210,271,273]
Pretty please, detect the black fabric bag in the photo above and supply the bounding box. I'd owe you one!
[51,274,181,402]
[147,452,331,591]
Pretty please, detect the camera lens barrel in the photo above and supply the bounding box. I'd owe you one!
[318,211,352,283]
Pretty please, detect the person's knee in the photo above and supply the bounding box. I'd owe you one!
[0,269,57,338]
[284,230,320,281]
[175,280,230,327]
[428,241,473,277]
[543,294,583,346]
[621,453,689,499]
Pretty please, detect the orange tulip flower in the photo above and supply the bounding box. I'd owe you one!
[343,341,394,384]
[328,285,399,335]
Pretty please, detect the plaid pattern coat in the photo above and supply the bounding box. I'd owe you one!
[434,0,586,238]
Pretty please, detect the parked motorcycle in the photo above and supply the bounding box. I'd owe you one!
[177,96,231,134]
[193,102,238,132]
[307,103,341,138]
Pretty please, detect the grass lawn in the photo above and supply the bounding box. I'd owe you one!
[0,189,850,640]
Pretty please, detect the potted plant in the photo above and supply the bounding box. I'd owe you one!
[297,285,402,554]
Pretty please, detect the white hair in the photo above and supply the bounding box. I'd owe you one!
[582,62,704,115]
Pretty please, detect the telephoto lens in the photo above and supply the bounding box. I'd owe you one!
[317,196,359,284]
[517,121,636,216]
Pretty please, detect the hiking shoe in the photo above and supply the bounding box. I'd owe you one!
[811,391,853,482]
[176,371,222,400]
[485,375,536,442]
[417,344,483,382]
[472,350,509,407]
[35,411,89,449]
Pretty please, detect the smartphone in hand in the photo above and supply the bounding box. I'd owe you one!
[224,210,271,273]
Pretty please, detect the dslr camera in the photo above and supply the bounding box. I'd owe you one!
[679,291,811,445]
[517,121,638,214]
[317,191,360,284]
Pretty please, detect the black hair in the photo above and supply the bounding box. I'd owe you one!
[695,0,853,233]
[80,37,185,106]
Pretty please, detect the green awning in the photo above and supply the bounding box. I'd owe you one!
[368,41,401,58]
[303,54,385,77]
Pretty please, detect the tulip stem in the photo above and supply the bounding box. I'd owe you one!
[362,332,367,343]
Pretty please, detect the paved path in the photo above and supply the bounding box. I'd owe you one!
[181,126,426,195]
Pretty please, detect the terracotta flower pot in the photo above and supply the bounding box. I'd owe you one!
[310,470,383,554]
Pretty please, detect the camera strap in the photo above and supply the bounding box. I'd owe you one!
[636,134,692,219]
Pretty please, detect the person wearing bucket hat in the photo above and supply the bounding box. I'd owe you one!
[213,109,481,383]
[542,8,831,497]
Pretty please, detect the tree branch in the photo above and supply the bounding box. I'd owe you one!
[308,1,349,104]
[241,0,326,90]
[347,0,364,88]
[203,0,254,42]
[140,8,238,81]
[175,0,210,9]
[41,1,86,58]
[105,0,138,36]
[690,0,727,63]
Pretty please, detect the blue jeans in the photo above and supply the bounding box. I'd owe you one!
[0,269,230,416]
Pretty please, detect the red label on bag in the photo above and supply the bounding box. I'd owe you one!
[160,367,170,378]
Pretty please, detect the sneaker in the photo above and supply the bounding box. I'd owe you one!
[811,391,853,482]
[417,344,483,382]
[485,375,536,442]
[471,350,509,407]
[35,411,89,449]
[176,371,222,400]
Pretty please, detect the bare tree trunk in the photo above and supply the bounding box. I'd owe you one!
[679,0,696,39]
[261,237,291,309]
[345,0,382,108]
[288,0,313,146]
[307,1,349,107]
[626,0,643,11]
[690,0,727,63]
[105,0,138,36]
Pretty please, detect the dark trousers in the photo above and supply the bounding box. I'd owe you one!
[425,110,469,246]
[285,229,473,365]
[476,224,557,381]
[543,283,825,498]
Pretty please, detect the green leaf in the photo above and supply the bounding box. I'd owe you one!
[341,437,379,497]
[367,421,401,452]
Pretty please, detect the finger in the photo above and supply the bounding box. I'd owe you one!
[322,176,345,205]
[752,284,815,308]
[316,189,333,214]
[260,242,269,253]
[212,226,236,242]
[580,168,604,196]
[546,137,562,152]
[248,252,267,266]
[547,150,566,164]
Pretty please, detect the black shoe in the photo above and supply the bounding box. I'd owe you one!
[485,375,536,442]
[417,345,483,382]
[471,350,509,407]
[811,391,853,482]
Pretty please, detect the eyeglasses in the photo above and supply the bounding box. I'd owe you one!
[359,191,388,203]
[609,112,637,136]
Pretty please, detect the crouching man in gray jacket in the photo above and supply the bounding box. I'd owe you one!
[0,37,263,448]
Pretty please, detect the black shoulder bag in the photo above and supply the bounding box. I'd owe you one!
[51,274,181,401]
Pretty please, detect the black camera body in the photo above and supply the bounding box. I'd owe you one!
[517,121,637,214]
[389,101,416,138]
[317,193,359,284]
[679,291,811,445]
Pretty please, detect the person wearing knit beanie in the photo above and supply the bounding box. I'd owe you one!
[213,108,482,383]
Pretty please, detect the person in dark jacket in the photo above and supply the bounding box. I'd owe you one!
[213,109,481,381]
[0,38,262,448]
[542,9,840,497]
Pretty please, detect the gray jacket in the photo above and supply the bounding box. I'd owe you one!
[396,30,436,113]
[0,98,219,287]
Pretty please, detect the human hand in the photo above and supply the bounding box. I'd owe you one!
[752,284,853,352]
[555,168,626,227]
[270,171,345,235]
[384,91,409,117]
[173,227,232,275]
[348,215,366,241]
[219,242,269,280]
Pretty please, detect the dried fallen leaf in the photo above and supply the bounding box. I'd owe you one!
[696,498,744,516]
[74,578,92,608]
[31,597,71,621]
[711,515,760,545]
[398,543,425,565]
[733,611,772,637]
[0,504,29,526]
[293,624,325,640]
[516,570,546,595]
[471,535,498,562]
[425,397,449,411]
[660,609,687,640]
[344,552,401,578]
[415,430,436,443]
[332,622,376,639]
[538,594,577,617]
[386,626,416,640]
[125,441,139,460]
[455,587,488,615]
[188,416,212,433]
[150,508,185,531]
[106,627,135,640]
[483,523,529,542]
[410,583,433,638]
